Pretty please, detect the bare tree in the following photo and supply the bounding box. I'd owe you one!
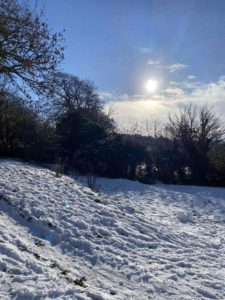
[0,0,64,94]
[198,105,225,153]
[144,118,162,137]
[167,104,224,184]
[168,104,224,151]
[44,72,102,116]
[167,105,198,148]
[0,86,37,154]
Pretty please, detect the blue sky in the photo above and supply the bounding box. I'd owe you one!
[33,0,225,127]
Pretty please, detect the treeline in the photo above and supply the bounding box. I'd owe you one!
[1,79,225,187]
[0,0,224,187]
[124,105,225,186]
[0,74,147,178]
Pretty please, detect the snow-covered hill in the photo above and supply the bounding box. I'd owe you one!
[0,160,225,300]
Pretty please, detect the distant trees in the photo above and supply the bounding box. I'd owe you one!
[0,0,64,94]
[0,88,34,155]
[210,142,225,185]
[147,137,180,184]
[56,111,110,160]
[42,72,115,169]
[161,105,224,185]
[43,72,150,180]
[119,104,225,186]
[0,85,56,161]
[73,135,149,179]
[0,86,36,156]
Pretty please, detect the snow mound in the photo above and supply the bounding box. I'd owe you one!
[0,159,225,299]
[177,210,193,223]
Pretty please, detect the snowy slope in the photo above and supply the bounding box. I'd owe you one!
[0,159,225,300]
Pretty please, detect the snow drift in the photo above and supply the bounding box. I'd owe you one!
[0,159,225,299]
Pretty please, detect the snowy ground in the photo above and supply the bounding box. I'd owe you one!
[0,159,225,300]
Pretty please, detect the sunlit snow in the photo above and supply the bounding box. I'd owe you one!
[0,160,225,299]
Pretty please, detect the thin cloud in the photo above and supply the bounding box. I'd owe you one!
[99,91,114,100]
[147,61,189,73]
[147,60,161,66]
[170,80,202,90]
[188,75,196,80]
[166,63,188,73]
[163,87,185,97]
[139,47,152,54]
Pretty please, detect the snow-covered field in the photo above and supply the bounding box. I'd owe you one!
[0,159,225,300]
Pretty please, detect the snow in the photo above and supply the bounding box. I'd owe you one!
[0,159,225,299]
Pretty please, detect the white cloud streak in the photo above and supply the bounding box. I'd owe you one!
[147,60,188,73]
[139,47,152,54]
[99,91,114,100]
[188,75,196,80]
[166,63,188,73]
[147,60,161,66]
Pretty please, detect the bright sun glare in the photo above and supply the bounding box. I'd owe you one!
[145,79,158,93]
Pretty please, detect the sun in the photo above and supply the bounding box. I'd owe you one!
[145,79,158,93]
